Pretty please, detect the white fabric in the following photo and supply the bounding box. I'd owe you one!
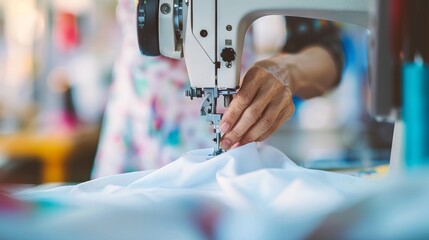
[0,143,372,240]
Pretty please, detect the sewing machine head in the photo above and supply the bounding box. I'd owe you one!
[136,0,378,157]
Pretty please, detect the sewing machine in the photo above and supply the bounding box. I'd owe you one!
[136,0,370,156]
[136,0,429,169]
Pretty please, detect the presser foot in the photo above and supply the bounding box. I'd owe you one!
[207,149,224,159]
[209,148,224,157]
[186,87,236,159]
[207,124,224,158]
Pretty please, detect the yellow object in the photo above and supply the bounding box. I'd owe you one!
[0,132,74,183]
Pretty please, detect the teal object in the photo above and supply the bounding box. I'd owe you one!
[403,63,429,170]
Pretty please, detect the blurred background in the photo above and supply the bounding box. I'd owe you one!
[0,0,118,184]
[262,17,395,172]
[0,0,393,185]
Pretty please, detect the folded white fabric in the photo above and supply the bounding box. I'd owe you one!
[0,143,372,240]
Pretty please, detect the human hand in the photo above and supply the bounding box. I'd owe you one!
[220,57,295,150]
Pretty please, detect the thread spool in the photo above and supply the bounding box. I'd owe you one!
[403,63,429,170]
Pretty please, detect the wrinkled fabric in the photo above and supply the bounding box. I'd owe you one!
[0,143,372,240]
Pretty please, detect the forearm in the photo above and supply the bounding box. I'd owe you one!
[255,46,339,99]
[220,45,340,149]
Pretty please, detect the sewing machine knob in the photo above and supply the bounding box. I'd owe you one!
[221,48,236,63]
[185,88,203,100]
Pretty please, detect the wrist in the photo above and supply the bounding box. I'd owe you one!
[254,53,299,94]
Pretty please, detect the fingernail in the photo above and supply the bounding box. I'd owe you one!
[231,142,240,149]
[221,139,231,150]
[220,122,230,134]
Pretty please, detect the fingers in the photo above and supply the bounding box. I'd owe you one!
[219,67,261,135]
[220,64,295,150]
[255,103,294,142]
[239,97,288,145]
[220,91,273,149]
[239,98,294,146]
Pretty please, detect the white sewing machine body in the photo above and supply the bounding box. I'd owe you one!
[160,0,370,90]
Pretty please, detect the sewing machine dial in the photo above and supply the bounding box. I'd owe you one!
[137,0,184,57]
